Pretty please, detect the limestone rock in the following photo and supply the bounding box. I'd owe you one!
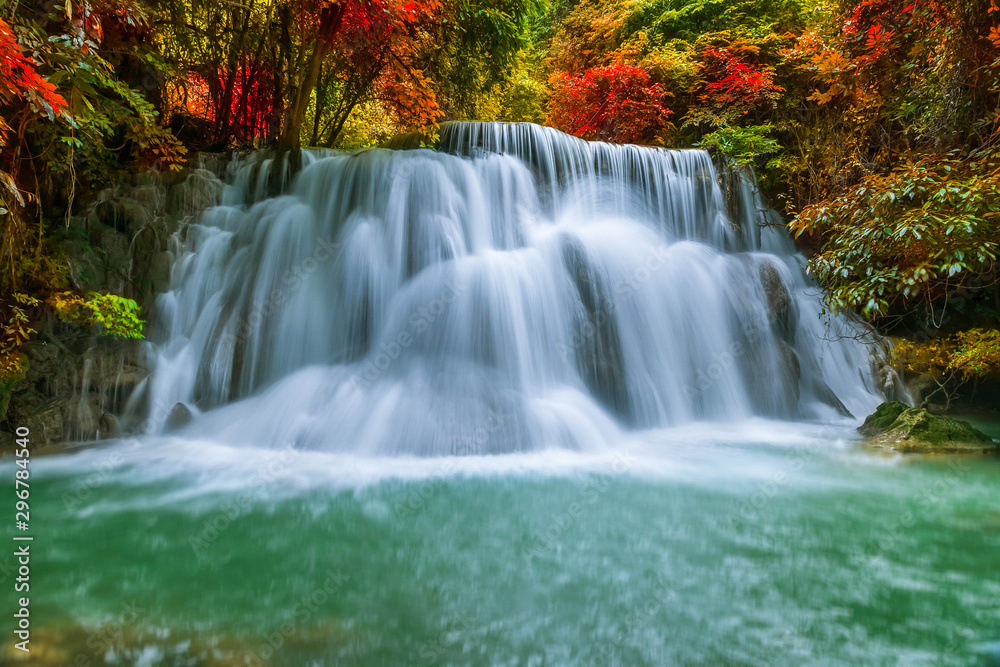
[859,402,996,453]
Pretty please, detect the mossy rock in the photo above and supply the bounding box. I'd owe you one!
[859,401,997,453]
[858,401,909,436]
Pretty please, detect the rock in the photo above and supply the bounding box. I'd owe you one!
[777,340,801,405]
[758,261,796,344]
[858,401,909,436]
[6,159,224,448]
[98,411,119,438]
[870,339,913,404]
[778,341,801,379]
[98,225,131,293]
[169,168,223,217]
[804,375,854,418]
[6,330,148,448]
[0,429,13,452]
[165,402,193,431]
[859,402,996,453]
[561,235,631,422]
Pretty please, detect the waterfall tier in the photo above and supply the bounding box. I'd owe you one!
[133,122,889,454]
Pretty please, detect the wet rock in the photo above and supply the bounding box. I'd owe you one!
[169,168,224,217]
[98,225,132,293]
[6,321,149,447]
[561,235,631,422]
[807,376,854,418]
[778,341,801,404]
[166,402,193,431]
[870,339,913,404]
[99,411,119,437]
[6,160,226,449]
[758,260,796,344]
[860,402,996,453]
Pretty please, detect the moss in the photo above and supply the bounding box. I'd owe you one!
[857,401,909,436]
[859,401,996,453]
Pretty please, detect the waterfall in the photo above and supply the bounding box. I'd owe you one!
[130,122,893,455]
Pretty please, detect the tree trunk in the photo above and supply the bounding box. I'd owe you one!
[276,3,346,154]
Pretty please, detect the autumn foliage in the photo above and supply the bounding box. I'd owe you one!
[0,18,65,119]
[699,46,783,115]
[547,66,671,144]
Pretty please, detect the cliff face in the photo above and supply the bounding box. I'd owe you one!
[2,156,228,448]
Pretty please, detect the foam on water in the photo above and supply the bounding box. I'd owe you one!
[21,417,883,518]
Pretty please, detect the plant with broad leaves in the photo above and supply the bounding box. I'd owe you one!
[790,149,1000,319]
[51,292,145,339]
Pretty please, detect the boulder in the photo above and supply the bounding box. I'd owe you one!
[818,382,854,418]
[858,401,909,436]
[165,402,193,432]
[859,401,996,453]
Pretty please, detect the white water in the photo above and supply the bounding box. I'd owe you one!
[129,122,898,455]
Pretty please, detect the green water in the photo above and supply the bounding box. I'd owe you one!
[2,421,1000,666]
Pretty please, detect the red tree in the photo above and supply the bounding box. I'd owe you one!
[699,46,784,115]
[1,17,66,209]
[547,65,671,144]
[0,18,65,119]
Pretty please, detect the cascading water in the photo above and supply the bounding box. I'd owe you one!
[129,122,895,455]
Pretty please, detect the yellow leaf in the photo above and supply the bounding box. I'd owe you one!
[808,90,834,105]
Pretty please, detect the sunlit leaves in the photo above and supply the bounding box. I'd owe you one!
[894,329,1000,382]
[51,292,145,339]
